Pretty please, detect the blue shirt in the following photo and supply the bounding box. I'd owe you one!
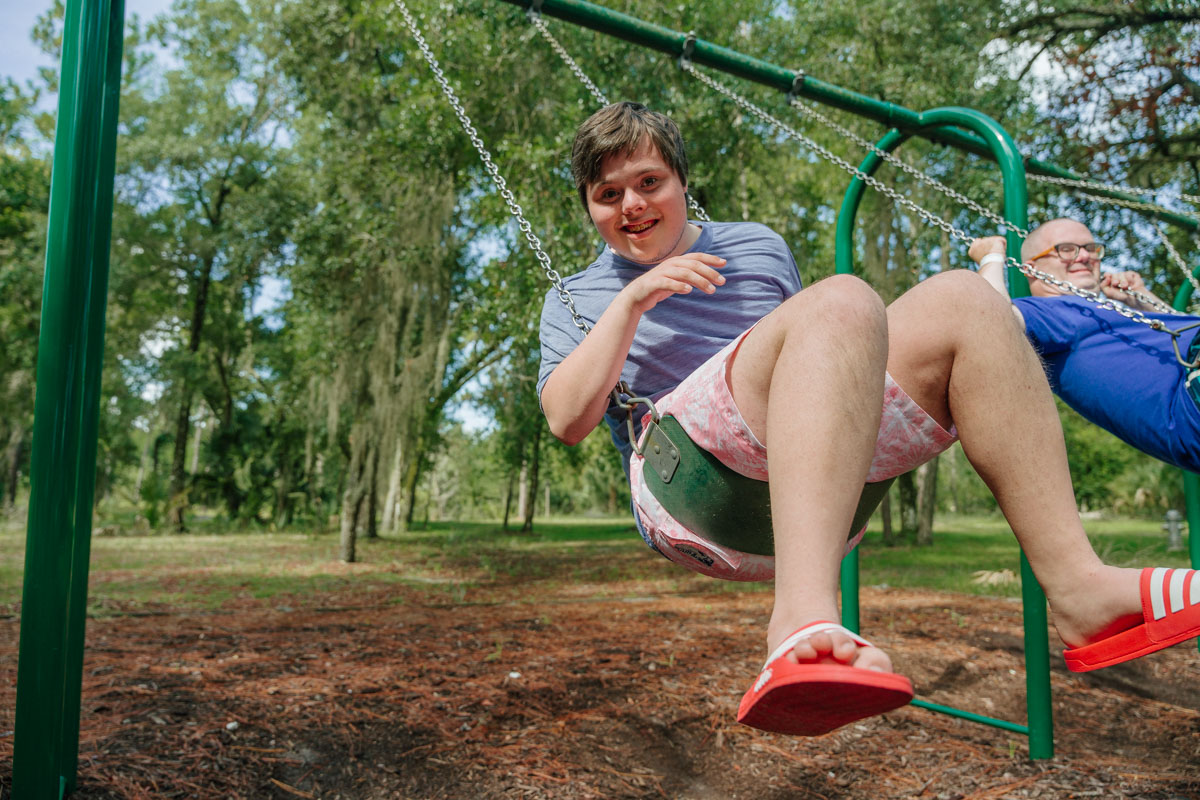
[1014,295,1200,471]
[537,220,803,475]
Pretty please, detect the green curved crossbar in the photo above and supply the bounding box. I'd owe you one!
[640,415,894,557]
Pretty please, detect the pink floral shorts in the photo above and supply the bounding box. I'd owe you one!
[629,328,958,582]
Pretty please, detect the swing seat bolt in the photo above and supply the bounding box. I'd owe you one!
[653,445,661,454]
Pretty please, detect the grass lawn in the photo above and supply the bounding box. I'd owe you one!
[0,512,1194,613]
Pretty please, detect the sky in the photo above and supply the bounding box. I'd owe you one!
[2,0,176,90]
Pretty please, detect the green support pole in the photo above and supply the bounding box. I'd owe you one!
[833,109,1053,759]
[1184,472,1200,654]
[1170,256,1199,652]
[12,0,125,794]
[840,548,860,633]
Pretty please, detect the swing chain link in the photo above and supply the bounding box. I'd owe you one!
[786,96,1029,238]
[1157,221,1200,304]
[396,0,593,335]
[681,62,1191,330]
[1029,173,1200,216]
[527,12,609,106]
[682,63,970,256]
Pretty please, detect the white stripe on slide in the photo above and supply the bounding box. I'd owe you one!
[1169,569,1187,614]
[1149,567,1169,621]
[1190,571,1200,607]
[762,622,873,668]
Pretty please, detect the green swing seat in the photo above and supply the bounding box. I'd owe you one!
[640,415,894,557]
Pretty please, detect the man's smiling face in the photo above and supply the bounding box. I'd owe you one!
[1024,219,1102,296]
[585,137,692,265]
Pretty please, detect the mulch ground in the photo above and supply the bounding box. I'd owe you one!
[2,545,1199,799]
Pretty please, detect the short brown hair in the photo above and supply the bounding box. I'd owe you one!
[570,102,689,207]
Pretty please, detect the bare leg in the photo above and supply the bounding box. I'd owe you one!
[729,274,895,669]
[885,270,1141,646]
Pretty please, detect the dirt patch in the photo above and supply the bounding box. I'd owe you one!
[2,568,1200,799]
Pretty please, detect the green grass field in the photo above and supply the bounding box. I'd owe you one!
[0,512,1194,613]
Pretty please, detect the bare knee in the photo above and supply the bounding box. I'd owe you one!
[777,274,887,337]
[896,269,1017,330]
[917,269,1010,310]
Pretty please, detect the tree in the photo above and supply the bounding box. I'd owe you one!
[0,80,49,510]
[995,3,1199,188]
[114,0,301,528]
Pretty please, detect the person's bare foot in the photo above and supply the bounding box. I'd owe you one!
[1046,565,1143,649]
[765,620,894,672]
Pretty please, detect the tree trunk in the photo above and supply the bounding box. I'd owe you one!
[916,456,939,546]
[190,408,204,474]
[544,482,550,518]
[946,445,961,513]
[339,486,362,563]
[517,462,528,522]
[897,470,918,541]
[3,428,23,509]
[364,444,379,539]
[167,256,216,531]
[880,489,896,546]
[381,445,403,533]
[167,397,193,531]
[502,469,515,531]
[521,426,542,533]
[339,429,370,562]
[402,453,422,529]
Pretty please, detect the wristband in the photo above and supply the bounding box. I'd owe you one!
[978,252,1006,268]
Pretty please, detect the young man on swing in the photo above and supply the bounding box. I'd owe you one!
[538,102,1200,736]
[970,219,1200,473]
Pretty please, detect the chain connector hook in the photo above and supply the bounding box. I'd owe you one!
[678,31,697,71]
[786,70,805,106]
[526,0,544,21]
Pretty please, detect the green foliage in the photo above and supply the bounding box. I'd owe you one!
[0,80,49,508]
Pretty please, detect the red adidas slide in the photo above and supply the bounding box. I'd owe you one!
[1064,567,1200,672]
[736,621,914,736]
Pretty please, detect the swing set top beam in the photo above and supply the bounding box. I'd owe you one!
[498,0,1198,235]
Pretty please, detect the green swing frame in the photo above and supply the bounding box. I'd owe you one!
[13,0,1200,794]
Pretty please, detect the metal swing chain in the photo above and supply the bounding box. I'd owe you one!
[777,84,1191,315]
[787,97,1028,238]
[527,10,609,106]
[1157,222,1200,306]
[680,62,1193,338]
[407,3,1194,371]
[528,11,712,223]
[1020,175,1198,314]
[396,0,592,336]
[401,1,663,424]
[1028,173,1200,215]
[1021,175,1200,314]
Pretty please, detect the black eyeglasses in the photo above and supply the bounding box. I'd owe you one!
[1031,242,1105,262]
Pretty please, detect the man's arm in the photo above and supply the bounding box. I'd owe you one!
[541,253,726,445]
[967,236,1026,325]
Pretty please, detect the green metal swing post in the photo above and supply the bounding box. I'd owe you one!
[1172,261,1200,653]
[832,110,1054,759]
[11,0,126,795]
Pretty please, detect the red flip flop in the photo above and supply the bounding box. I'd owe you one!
[736,621,914,736]
[1064,567,1200,673]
